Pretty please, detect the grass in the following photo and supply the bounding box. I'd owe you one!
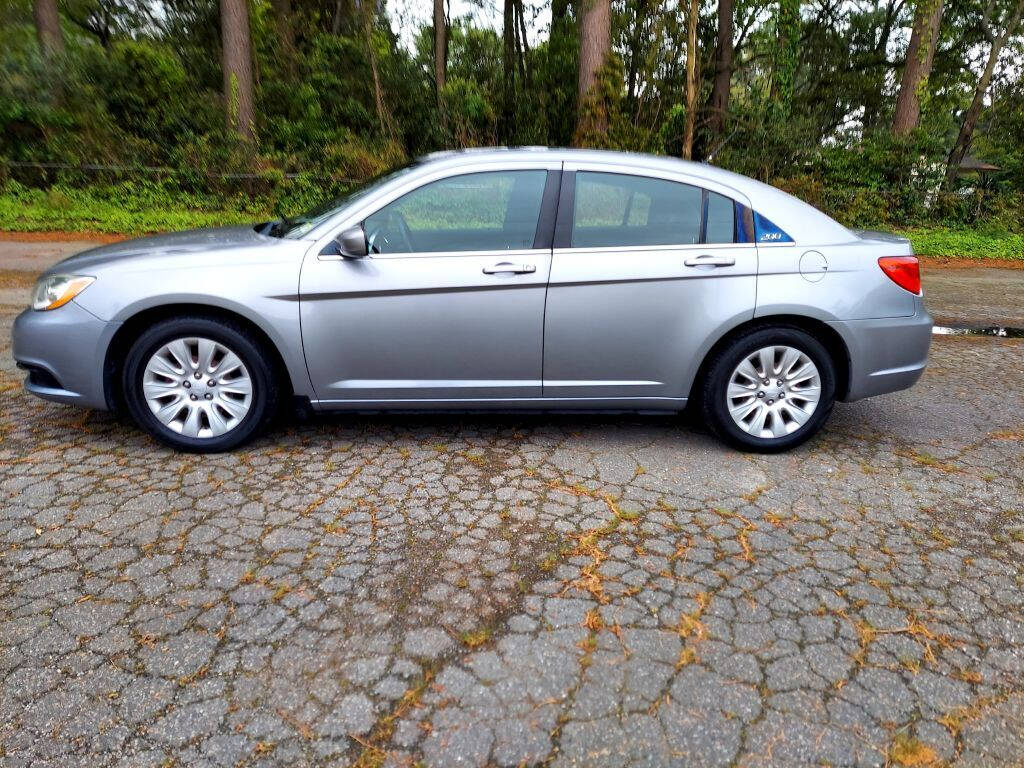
[897,227,1024,262]
[0,184,266,235]
[1,185,1021,262]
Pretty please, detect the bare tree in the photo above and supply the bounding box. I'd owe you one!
[682,0,700,158]
[433,0,448,93]
[892,0,944,135]
[220,0,256,139]
[944,0,1024,185]
[34,0,65,57]
[708,0,733,137]
[575,0,611,141]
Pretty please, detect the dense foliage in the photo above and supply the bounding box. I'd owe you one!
[2,0,1023,241]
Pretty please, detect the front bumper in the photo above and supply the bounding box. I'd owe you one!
[11,302,117,410]
[830,299,933,402]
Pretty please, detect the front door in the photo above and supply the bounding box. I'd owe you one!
[300,167,558,405]
[542,166,758,404]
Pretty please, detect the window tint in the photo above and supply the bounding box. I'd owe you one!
[364,170,547,254]
[705,192,735,243]
[572,172,702,248]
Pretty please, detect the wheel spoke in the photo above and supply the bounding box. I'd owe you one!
[758,347,776,378]
[747,404,769,436]
[148,353,183,379]
[204,404,229,436]
[778,347,801,377]
[143,379,179,399]
[152,397,184,421]
[735,357,761,384]
[787,362,816,385]
[768,412,789,438]
[782,403,811,425]
[729,399,759,420]
[196,339,218,375]
[215,350,246,378]
[728,382,757,400]
[790,384,821,403]
[167,339,194,371]
[215,396,248,420]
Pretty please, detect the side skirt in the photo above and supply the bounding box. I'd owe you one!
[309,396,688,414]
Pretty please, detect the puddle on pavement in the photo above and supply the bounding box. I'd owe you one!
[933,325,1024,338]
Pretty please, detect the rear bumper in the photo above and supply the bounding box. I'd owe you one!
[830,300,932,402]
[11,303,116,410]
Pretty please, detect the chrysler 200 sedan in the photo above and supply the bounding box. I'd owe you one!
[13,148,932,453]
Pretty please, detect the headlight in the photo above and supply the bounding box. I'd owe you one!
[31,274,95,311]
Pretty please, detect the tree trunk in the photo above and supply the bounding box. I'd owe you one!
[708,0,733,137]
[892,0,945,135]
[220,0,256,140]
[515,0,531,86]
[33,0,64,57]
[501,0,517,141]
[944,0,1023,186]
[360,1,390,136]
[433,0,447,93]
[575,0,611,142]
[682,0,699,158]
[271,0,297,79]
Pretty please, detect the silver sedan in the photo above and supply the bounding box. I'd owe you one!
[12,148,932,452]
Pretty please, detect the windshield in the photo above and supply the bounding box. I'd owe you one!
[279,162,420,239]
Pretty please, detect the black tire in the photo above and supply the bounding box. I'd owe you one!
[700,326,836,453]
[122,316,279,453]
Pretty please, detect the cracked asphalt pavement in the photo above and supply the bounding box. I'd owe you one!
[2,240,1023,767]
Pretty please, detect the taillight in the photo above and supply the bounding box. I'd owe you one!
[878,256,922,295]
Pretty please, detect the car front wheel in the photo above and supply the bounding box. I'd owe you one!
[701,327,836,452]
[122,316,279,452]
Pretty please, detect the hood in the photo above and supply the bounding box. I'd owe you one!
[50,225,273,274]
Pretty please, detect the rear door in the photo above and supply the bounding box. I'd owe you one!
[300,163,560,404]
[542,165,758,403]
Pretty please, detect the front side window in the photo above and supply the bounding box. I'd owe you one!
[572,172,703,248]
[363,170,548,254]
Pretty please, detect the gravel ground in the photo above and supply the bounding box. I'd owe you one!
[1,240,1023,767]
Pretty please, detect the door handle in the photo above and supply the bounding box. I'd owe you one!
[483,262,536,274]
[684,254,736,267]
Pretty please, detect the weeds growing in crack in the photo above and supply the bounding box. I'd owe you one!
[351,668,436,768]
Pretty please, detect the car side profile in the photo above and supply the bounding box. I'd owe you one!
[12,148,932,453]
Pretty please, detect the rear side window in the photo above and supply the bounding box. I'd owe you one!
[753,211,794,243]
[705,192,735,244]
[572,172,703,247]
[364,170,547,254]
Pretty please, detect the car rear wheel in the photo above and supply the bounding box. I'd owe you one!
[122,316,278,452]
[700,327,836,452]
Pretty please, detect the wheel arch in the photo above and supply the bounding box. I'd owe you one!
[103,303,296,412]
[691,314,851,403]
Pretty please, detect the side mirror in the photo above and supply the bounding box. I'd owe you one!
[334,225,368,259]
